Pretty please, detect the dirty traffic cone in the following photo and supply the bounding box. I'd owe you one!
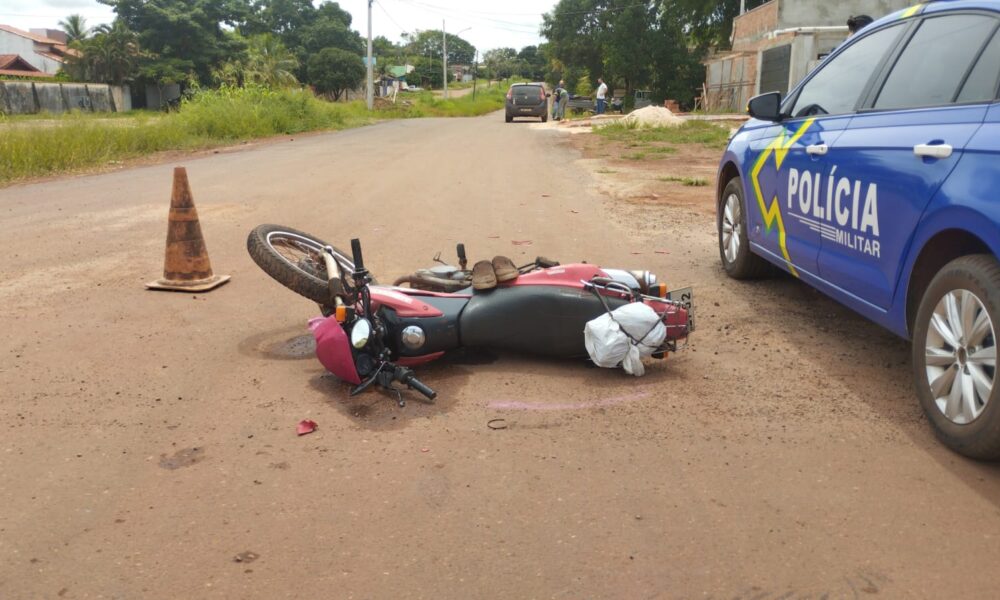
[145,167,230,292]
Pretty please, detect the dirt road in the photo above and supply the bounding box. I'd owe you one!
[2,113,1000,599]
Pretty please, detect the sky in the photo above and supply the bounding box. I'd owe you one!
[0,0,558,53]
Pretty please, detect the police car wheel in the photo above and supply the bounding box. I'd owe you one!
[718,177,769,279]
[912,255,1000,460]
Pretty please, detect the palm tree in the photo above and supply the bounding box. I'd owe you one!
[65,20,140,85]
[244,34,299,88]
[59,14,90,44]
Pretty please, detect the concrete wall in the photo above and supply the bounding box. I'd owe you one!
[0,81,130,115]
[711,0,922,112]
[144,84,181,110]
[732,1,780,51]
[778,0,918,29]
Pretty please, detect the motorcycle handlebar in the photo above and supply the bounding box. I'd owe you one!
[350,238,365,272]
[403,372,437,400]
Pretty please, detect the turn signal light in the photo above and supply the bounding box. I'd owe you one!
[335,305,348,322]
[654,283,667,298]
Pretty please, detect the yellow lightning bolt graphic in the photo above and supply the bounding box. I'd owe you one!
[749,118,815,278]
[901,3,925,19]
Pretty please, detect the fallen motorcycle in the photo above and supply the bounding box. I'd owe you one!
[247,224,693,404]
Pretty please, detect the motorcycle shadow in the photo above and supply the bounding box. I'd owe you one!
[308,358,475,430]
[307,348,687,429]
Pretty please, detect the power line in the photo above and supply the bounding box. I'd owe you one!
[374,0,407,33]
[388,0,541,33]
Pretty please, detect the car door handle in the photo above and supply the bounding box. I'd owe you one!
[806,144,828,156]
[914,143,953,159]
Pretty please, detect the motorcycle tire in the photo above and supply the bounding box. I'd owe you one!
[247,224,362,305]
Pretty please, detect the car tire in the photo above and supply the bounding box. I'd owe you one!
[912,255,1000,460]
[718,177,770,279]
[505,114,513,123]
[542,113,548,123]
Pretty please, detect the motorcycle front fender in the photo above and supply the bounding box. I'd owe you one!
[308,316,362,385]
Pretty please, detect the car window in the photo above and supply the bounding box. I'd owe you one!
[789,24,902,118]
[957,28,1000,103]
[513,85,542,94]
[875,15,996,110]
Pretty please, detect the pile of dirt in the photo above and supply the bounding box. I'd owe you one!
[620,106,685,128]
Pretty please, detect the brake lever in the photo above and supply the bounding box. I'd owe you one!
[350,362,386,397]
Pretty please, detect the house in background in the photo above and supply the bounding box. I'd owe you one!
[702,0,918,112]
[0,54,52,78]
[0,24,75,75]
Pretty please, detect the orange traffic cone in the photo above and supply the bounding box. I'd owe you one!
[146,167,230,292]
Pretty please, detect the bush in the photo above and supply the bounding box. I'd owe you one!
[0,84,506,184]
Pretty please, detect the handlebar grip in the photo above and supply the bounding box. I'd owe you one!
[405,375,437,401]
[457,243,466,262]
[350,238,365,271]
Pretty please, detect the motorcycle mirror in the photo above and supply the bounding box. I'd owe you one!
[351,318,372,349]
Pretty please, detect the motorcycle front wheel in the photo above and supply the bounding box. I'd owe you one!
[247,224,363,305]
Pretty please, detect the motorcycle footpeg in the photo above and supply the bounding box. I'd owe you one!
[536,256,560,268]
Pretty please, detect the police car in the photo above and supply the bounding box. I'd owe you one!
[717,1,1000,459]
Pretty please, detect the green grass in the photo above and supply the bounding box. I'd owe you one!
[0,83,507,184]
[594,120,731,150]
[399,85,506,117]
[657,175,708,186]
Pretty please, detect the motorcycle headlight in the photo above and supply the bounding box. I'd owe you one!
[350,318,372,349]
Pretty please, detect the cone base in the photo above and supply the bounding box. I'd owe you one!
[146,274,231,292]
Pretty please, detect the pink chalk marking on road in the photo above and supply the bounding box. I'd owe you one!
[487,391,652,412]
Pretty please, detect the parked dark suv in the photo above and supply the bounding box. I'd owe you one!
[505,83,548,123]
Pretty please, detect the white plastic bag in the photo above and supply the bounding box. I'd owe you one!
[584,302,666,377]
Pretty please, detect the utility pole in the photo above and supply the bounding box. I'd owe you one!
[472,49,478,100]
[442,20,448,99]
[366,0,374,110]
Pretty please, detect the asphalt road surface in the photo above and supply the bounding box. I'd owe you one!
[2,113,1000,599]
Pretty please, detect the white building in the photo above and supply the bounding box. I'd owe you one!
[0,24,74,75]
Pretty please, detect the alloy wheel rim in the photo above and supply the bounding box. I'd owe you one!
[722,193,741,264]
[925,289,997,425]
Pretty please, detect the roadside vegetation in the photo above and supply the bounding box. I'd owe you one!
[594,120,731,154]
[0,84,506,184]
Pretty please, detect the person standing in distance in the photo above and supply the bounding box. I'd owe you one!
[847,14,873,36]
[596,77,608,115]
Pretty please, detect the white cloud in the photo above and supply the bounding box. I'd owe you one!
[0,0,115,30]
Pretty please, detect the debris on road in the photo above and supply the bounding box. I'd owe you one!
[296,419,318,436]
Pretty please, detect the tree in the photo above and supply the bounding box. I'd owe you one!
[517,46,546,81]
[483,47,518,80]
[216,33,298,87]
[406,55,446,88]
[65,20,140,85]
[666,0,770,49]
[406,29,475,65]
[307,47,364,100]
[541,0,709,108]
[99,0,250,86]
[59,14,90,43]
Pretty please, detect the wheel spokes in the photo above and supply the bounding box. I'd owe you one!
[926,288,996,425]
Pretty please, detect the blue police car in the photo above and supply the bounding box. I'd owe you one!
[717,1,1000,459]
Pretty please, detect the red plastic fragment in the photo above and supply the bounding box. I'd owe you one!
[297,419,318,436]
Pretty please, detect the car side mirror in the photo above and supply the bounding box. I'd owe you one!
[747,92,783,122]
